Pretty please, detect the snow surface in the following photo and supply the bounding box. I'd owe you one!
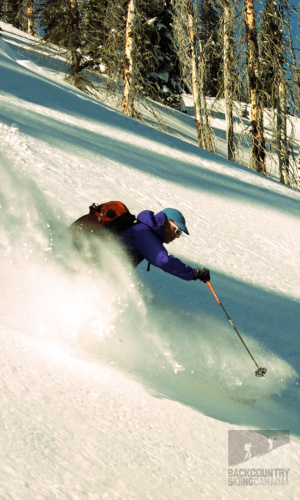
[0,22,300,499]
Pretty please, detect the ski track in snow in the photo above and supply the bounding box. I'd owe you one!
[0,22,300,499]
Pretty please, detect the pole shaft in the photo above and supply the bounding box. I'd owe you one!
[206,281,259,369]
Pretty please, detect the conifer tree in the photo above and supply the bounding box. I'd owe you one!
[144,0,185,111]
[82,0,108,72]
[198,0,222,98]
[39,0,69,46]
[4,0,23,29]
[38,0,87,89]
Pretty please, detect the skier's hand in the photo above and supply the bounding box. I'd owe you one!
[194,267,210,283]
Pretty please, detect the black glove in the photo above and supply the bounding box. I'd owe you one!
[194,267,210,283]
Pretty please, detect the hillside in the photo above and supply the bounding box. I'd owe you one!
[0,22,300,499]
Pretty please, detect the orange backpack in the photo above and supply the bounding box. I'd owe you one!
[70,201,136,239]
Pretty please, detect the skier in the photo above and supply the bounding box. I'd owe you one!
[119,208,210,282]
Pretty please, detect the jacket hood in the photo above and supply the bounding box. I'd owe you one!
[137,210,166,241]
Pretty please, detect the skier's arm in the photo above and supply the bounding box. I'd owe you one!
[134,229,195,281]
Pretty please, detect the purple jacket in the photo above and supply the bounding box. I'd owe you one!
[120,210,195,281]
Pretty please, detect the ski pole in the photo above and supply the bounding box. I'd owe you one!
[206,281,267,378]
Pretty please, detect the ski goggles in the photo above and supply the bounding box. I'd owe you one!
[169,220,183,236]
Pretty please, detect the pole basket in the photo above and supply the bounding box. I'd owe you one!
[255,367,267,378]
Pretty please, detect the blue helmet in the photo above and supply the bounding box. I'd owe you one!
[162,208,189,235]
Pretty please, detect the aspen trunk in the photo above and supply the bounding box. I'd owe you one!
[286,10,300,111]
[187,0,204,148]
[27,0,34,36]
[277,78,290,185]
[244,0,266,174]
[298,153,300,191]
[198,38,215,153]
[123,0,136,118]
[223,0,235,161]
[69,0,81,83]
[275,1,290,186]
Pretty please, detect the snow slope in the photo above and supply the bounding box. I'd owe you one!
[0,23,300,499]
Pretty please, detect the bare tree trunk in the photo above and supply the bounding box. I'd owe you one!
[244,0,266,174]
[222,0,235,161]
[69,0,81,85]
[274,0,290,186]
[198,37,215,153]
[284,0,299,188]
[27,0,34,36]
[123,0,136,118]
[286,5,300,111]
[298,151,300,191]
[187,0,204,148]
[277,68,290,185]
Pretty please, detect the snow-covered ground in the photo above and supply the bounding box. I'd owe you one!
[0,23,300,499]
